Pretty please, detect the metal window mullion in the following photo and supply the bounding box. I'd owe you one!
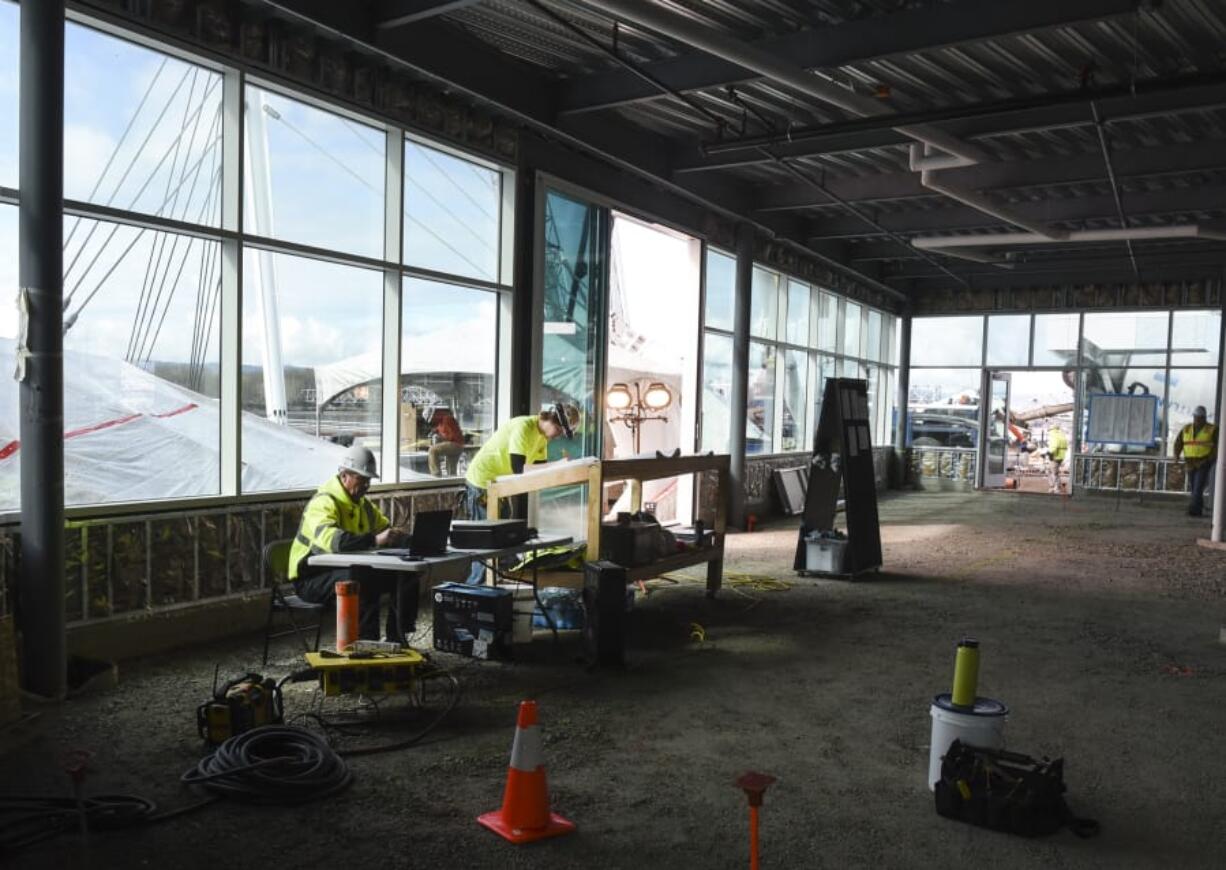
[772,341,786,452]
[220,67,243,497]
[383,128,403,483]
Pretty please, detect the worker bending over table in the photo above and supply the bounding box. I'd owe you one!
[463,402,580,583]
[288,444,418,641]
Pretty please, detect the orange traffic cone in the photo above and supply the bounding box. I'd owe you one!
[477,700,576,844]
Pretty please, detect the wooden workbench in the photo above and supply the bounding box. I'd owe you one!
[486,453,730,597]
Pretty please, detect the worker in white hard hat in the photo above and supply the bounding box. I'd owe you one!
[1174,405,1218,517]
[288,444,416,641]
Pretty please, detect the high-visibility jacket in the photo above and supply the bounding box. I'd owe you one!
[288,475,389,581]
[1048,428,1068,462]
[1180,422,1218,464]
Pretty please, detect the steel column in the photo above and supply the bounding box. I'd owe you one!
[894,313,912,450]
[509,152,536,417]
[17,0,67,698]
[728,224,753,529]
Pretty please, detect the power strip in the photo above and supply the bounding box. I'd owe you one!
[349,639,403,654]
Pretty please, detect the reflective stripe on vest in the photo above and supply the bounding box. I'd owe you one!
[1182,423,1217,460]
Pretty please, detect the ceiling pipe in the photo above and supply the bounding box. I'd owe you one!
[581,0,1053,247]
[913,224,1226,250]
[919,169,1068,240]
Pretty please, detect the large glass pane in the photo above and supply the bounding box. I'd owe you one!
[811,353,836,443]
[244,84,384,258]
[866,309,883,361]
[843,301,862,358]
[1171,310,1221,366]
[242,249,382,492]
[782,349,807,452]
[400,278,496,482]
[705,248,735,331]
[53,218,221,505]
[0,206,17,510]
[816,291,837,351]
[701,331,733,454]
[65,22,222,227]
[840,358,864,379]
[1165,369,1218,453]
[986,314,1030,367]
[910,315,983,366]
[0,3,16,189]
[785,280,810,346]
[1082,311,1169,367]
[404,139,500,283]
[908,368,980,447]
[541,191,606,532]
[1031,313,1079,367]
[750,267,778,339]
[747,342,776,454]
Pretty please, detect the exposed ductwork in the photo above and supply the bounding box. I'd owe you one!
[912,224,1226,260]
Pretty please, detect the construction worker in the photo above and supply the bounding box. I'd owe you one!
[462,402,581,583]
[1174,405,1218,517]
[288,444,416,641]
[1045,423,1068,493]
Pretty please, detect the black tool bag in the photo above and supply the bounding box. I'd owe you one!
[934,740,1099,838]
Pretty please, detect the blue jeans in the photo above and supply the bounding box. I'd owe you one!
[465,484,487,584]
[1188,462,1214,516]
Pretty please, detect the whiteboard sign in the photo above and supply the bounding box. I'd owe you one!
[1085,393,1158,446]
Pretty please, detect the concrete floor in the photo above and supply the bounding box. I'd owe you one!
[5,490,1226,869]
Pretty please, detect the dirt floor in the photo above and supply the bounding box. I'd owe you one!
[5,489,1226,869]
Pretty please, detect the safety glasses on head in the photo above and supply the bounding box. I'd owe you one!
[551,402,575,440]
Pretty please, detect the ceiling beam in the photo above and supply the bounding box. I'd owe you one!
[376,0,482,29]
[675,80,1226,174]
[808,184,1226,240]
[900,259,1226,293]
[560,0,1139,115]
[754,139,1226,212]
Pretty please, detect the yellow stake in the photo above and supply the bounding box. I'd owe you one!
[951,638,980,708]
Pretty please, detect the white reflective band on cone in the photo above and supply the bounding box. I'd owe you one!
[508,724,544,771]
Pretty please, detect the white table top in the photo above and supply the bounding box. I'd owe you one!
[307,534,574,573]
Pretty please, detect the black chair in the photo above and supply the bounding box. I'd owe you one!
[261,539,324,665]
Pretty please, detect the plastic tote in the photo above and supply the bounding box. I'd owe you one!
[928,693,1008,791]
[804,532,847,574]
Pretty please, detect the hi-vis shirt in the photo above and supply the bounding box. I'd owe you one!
[288,475,389,580]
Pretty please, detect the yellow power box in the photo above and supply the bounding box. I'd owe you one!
[304,649,425,697]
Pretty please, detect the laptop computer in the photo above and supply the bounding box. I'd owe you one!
[377,510,452,559]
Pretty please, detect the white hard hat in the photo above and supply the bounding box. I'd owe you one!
[339,444,379,479]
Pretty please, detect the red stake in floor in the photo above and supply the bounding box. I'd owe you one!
[735,771,776,870]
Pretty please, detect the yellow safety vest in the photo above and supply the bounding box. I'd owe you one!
[1181,423,1218,463]
[1048,428,1068,462]
[288,475,388,580]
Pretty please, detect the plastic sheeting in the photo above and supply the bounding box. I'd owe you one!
[0,339,347,509]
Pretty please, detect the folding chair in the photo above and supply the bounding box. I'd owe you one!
[261,539,325,665]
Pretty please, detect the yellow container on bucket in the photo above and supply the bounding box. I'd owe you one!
[951,637,980,708]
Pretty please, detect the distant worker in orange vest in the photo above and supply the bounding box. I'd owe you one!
[1173,405,1218,517]
[427,408,466,477]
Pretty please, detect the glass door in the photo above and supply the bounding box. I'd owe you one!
[981,371,1011,488]
[536,188,609,534]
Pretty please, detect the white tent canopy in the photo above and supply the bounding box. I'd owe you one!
[0,339,348,508]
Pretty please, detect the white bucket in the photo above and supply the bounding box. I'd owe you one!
[927,695,1008,791]
[497,581,536,644]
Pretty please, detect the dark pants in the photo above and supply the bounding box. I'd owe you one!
[295,565,420,641]
[1188,462,1214,516]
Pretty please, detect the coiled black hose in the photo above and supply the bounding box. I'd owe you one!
[181,725,351,804]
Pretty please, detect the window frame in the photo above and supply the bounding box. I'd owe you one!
[0,9,518,522]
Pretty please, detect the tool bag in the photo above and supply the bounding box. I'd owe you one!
[934,739,1099,838]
